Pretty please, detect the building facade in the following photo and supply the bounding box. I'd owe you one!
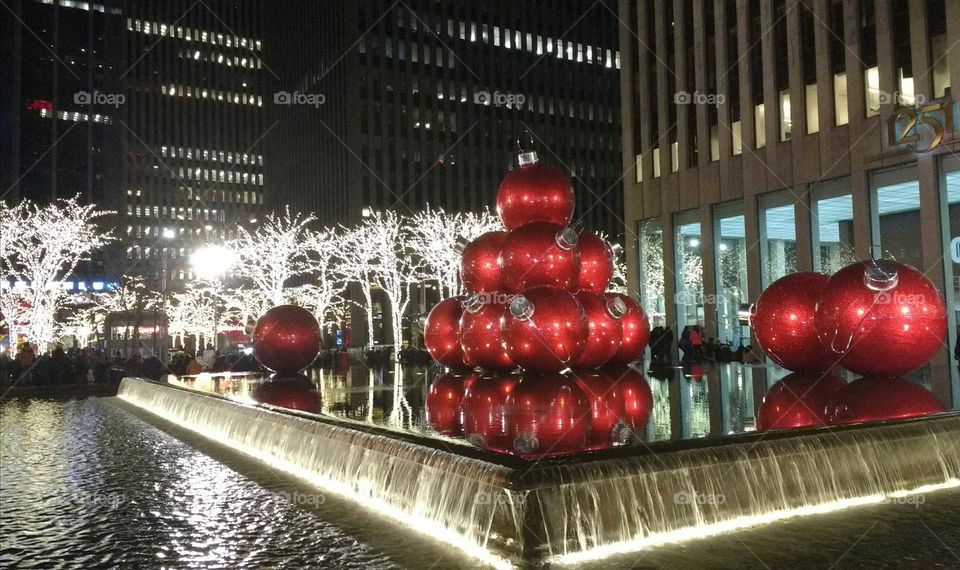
[618,0,959,405]
[264,0,623,237]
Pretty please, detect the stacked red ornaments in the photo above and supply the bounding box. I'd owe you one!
[423,139,651,374]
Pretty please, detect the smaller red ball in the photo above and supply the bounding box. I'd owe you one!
[501,287,588,372]
[253,305,322,374]
[507,373,591,456]
[756,372,847,431]
[605,294,650,365]
[752,272,836,373]
[496,161,575,230]
[571,291,623,369]
[575,232,615,293]
[459,298,515,371]
[461,231,508,293]
[463,373,519,452]
[425,373,475,436]
[828,376,947,425]
[499,222,581,292]
[424,297,468,368]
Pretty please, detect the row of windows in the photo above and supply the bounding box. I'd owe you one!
[128,186,262,206]
[161,84,262,106]
[126,204,232,221]
[37,108,112,124]
[35,0,120,15]
[178,48,262,70]
[160,145,263,166]
[127,18,261,52]
[169,167,263,186]
[126,225,222,239]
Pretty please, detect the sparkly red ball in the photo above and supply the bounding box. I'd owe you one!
[252,305,322,374]
[611,367,653,436]
[507,374,591,456]
[575,232,614,293]
[461,231,508,293]
[814,260,947,376]
[459,299,515,371]
[501,287,588,372]
[575,371,626,449]
[425,373,474,436]
[828,376,947,424]
[499,222,581,292]
[462,373,518,452]
[605,294,650,365]
[424,296,468,368]
[756,372,846,431]
[752,272,836,373]
[496,161,575,230]
[251,375,322,414]
[571,291,623,369]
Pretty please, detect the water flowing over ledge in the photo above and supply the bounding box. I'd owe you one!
[117,377,960,567]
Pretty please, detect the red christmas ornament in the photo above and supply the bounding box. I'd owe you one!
[756,372,846,431]
[575,371,626,449]
[253,305,322,375]
[251,375,322,414]
[425,373,474,436]
[459,295,515,371]
[828,376,947,424]
[496,146,575,231]
[507,374,590,456]
[499,222,581,292]
[751,272,836,373]
[815,260,947,376]
[461,231,508,293]
[462,373,519,452]
[501,287,588,372]
[605,294,650,365]
[607,366,654,435]
[575,232,615,293]
[424,296,468,368]
[571,291,625,369]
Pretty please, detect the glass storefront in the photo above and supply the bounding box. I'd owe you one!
[674,211,703,328]
[811,178,856,274]
[759,190,798,288]
[714,203,749,347]
[870,165,921,268]
[940,156,960,404]
[637,218,667,328]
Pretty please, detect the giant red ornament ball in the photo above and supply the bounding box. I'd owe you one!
[575,372,626,449]
[814,260,947,376]
[571,291,625,369]
[252,305,322,375]
[756,372,846,431]
[609,367,653,436]
[459,296,515,371]
[508,374,590,456]
[828,376,946,424]
[496,152,575,231]
[251,375,322,414]
[460,231,508,293]
[501,287,588,372]
[605,294,650,365]
[462,374,518,452]
[424,296,468,368]
[425,373,474,436]
[499,222,581,292]
[751,272,836,373]
[575,232,615,293]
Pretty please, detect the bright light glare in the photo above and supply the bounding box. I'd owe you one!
[190,245,236,280]
[162,228,176,239]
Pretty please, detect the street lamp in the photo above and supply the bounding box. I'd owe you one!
[189,244,236,281]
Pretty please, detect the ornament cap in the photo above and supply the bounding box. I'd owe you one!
[464,293,486,314]
[509,295,535,321]
[863,259,899,292]
[606,296,628,319]
[738,303,753,325]
[516,130,539,166]
[556,227,579,250]
[454,236,470,254]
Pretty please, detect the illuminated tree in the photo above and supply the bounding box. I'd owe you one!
[233,208,316,306]
[167,283,223,349]
[338,223,379,348]
[301,226,349,329]
[0,197,114,350]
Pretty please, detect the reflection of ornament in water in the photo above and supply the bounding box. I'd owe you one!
[507,373,590,456]
[610,367,653,437]
[814,260,947,376]
[756,372,846,431]
[827,376,946,424]
[253,305,322,375]
[251,375,322,414]
[575,371,626,449]
[462,374,518,453]
[425,372,474,436]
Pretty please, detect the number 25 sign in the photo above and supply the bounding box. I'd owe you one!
[888,99,955,153]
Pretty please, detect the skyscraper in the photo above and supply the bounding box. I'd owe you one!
[264,0,623,237]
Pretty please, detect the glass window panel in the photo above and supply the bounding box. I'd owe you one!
[638,219,666,328]
[759,191,798,288]
[715,204,749,347]
[674,211,703,329]
[871,166,921,268]
[941,156,960,404]
[811,179,856,274]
